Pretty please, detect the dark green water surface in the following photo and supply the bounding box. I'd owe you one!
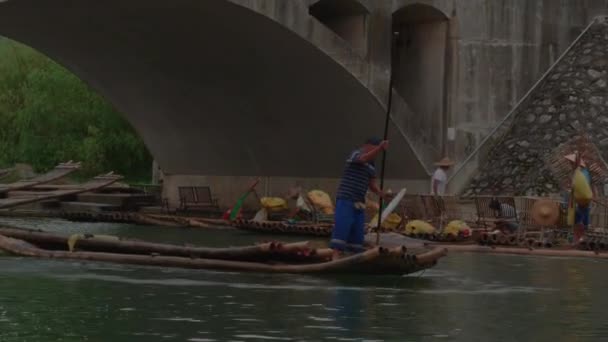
[0,217,606,341]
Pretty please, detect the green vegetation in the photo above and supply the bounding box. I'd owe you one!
[0,38,152,182]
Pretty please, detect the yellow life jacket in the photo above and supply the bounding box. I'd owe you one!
[260,197,288,211]
[370,213,402,229]
[307,190,334,214]
[443,220,471,237]
[404,220,436,235]
[572,167,592,207]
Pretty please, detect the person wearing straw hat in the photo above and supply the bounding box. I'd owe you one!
[431,157,454,196]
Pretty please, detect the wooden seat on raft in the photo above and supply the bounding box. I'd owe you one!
[418,195,462,229]
[474,196,519,230]
[178,186,220,213]
[397,194,426,221]
[394,195,462,231]
[515,197,552,240]
[302,196,334,224]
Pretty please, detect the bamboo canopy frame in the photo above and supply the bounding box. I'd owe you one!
[545,134,608,188]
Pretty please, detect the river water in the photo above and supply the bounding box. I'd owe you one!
[0,217,607,342]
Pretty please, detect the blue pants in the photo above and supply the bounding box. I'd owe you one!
[331,199,365,253]
[575,206,590,229]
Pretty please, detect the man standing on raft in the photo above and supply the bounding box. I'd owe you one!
[331,138,388,259]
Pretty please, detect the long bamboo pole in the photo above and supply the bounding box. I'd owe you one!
[0,235,380,274]
[376,31,401,245]
[0,227,319,261]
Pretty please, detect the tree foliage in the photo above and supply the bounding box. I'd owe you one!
[0,38,151,181]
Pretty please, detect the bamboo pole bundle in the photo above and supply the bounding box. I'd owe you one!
[0,235,446,275]
[232,220,332,237]
[132,214,183,227]
[0,227,324,262]
[412,247,448,265]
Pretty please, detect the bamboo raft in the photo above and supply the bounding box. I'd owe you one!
[58,212,232,228]
[132,214,230,228]
[233,219,334,236]
[373,227,474,243]
[234,220,475,244]
[0,227,446,275]
[432,229,608,260]
[0,173,122,209]
[0,161,81,195]
[440,243,608,260]
[476,229,608,252]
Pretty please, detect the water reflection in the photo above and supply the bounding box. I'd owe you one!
[332,288,363,336]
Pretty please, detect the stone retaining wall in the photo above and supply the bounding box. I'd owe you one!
[464,19,608,197]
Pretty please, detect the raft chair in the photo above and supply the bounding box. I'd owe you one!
[399,195,427,221]
[590,199,608,236]
[418,195,462,229]
[517,197,549,241]
[178,186,220,213]
[388,195,430,233]
[420,195,442,224]
[473,195,519,231]
[516,196,532,230]
[301,193,334,224]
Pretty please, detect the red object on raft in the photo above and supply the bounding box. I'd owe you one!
[223,209,243,221]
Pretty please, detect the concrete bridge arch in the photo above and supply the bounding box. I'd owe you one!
[0,0,428,184]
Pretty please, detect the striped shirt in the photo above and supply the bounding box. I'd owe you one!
[336,150,376,202]
[498,203,517,219]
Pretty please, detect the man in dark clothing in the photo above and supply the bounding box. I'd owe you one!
[330,137,388,259]
[488,199,518,233]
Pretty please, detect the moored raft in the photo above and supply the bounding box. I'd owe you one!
[431,229,608,259]
[439,243,608,260]
[232,219,334,237]
[58,211,233,228]
[377,229,474,243]
[0,227,446,275]
[0,227,324,262]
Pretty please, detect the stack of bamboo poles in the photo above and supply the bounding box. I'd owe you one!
[232,219,334,236]
[0,226,447,275]
[60,212,231,228]
[371,226,472,243]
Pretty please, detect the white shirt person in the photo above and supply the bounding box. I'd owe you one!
[431,157,454,196]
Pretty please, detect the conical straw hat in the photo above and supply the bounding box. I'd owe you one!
[435,157,455,167]
[564,153,587,167]
[531,199,560,226]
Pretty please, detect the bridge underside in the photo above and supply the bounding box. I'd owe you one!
[0,0,427,179]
